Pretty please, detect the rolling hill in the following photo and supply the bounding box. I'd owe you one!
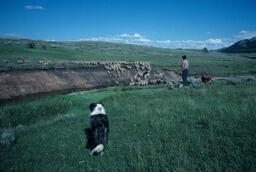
[1,38,256,75]
[221,37,256,53]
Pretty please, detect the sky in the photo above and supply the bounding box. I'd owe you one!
[0,0,256,49]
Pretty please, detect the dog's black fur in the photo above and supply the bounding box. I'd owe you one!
[85,103,109,155]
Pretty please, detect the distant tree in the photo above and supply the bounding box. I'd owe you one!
[202,47,208,53]
[28,42,36,49]
[42,45,48,50]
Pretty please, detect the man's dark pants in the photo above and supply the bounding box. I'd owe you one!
[182,69,188,86]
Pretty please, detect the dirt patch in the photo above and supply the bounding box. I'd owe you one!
[159,69,182,82]
[149,69,182,85]
[0,61,152,104]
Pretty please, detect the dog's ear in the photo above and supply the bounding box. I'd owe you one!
[89,103,97,112]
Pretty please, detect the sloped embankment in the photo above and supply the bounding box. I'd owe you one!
[0,61,151,103]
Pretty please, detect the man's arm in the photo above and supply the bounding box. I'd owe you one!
[180,61,184,76]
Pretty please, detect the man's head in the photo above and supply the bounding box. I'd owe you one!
[182,55,187,60]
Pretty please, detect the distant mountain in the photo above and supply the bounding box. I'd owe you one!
[221,37,256,53]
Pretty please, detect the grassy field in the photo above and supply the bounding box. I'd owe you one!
[1,81,256,171]
[1,38,256,75]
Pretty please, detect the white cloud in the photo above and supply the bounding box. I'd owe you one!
[120,33,131,38]
[1,33,17,37]
[237,30,256,39]
[25,5,44,10]
[137,38,152,43]
[206,39,222,44]
[81,33,151,45]
[79,33,235,50]
[156,40,171,44]
[168,39,232,50]
[120,33,143,38]
[240,30,247,34]
[134,33,143,38]
[0,33,20,38]
[82,36,124,42]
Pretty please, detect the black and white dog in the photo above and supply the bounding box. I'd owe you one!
[85,103,109,155]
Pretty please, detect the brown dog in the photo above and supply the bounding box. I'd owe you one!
[201,76,212,84]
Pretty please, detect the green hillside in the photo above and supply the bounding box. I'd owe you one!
[0,38,256,75]
[221,37,256,53]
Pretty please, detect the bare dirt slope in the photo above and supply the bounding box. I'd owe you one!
[0,62,152,103]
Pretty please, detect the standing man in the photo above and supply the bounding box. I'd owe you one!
[180,55,189,86]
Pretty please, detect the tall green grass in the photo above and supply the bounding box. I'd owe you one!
[0,82,256,171]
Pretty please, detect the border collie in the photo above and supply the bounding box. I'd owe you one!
[85,103,109,155]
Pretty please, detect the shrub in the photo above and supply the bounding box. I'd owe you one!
[27,42,36,49]
[42,45,48,50]
[202,47,208,53]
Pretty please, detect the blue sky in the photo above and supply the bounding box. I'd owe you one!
[1,0,256,49]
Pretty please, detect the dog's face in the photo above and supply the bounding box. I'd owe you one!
[89,103,106,116]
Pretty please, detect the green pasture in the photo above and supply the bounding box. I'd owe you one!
[1,38,256,75]
[1,81,256,171]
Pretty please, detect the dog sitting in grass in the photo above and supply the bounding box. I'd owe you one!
[85,103,109,155]
[201,75,212,84]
